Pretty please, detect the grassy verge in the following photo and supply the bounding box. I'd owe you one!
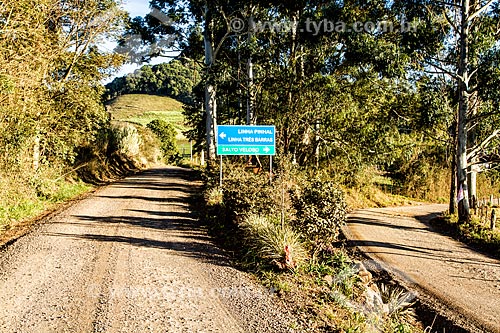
[343,186,426,210]
[0,180,93,239]
[430,213,500,259]
[1,117,165,241]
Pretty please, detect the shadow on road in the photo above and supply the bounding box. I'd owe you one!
[45,167,231,267]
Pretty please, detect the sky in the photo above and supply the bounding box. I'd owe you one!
[104,0,168,82]
[123,0,151,18]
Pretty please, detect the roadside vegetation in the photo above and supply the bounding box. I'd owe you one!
[0,1,199,233]
[1,0,500,331]
[0,91,188,232]
[201,159,425,333]
[431,210,500,259]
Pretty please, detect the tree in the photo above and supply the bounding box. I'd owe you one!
[421,0,500,221]
[105,60,200,103]
[147,119,180,163]
[0,0,125,179]
[123,1,238,160]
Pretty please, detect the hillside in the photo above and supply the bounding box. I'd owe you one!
[107,94,190,151]
[108,94,184,130]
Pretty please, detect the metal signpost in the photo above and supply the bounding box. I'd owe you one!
[216,125,276,187]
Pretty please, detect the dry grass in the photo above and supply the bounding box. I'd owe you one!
[344,186,425,210]
[241,214,308,270]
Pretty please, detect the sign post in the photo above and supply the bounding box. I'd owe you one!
[217,125,276,187]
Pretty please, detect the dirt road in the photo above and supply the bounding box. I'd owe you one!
[344,205,500,333]
[0,167,297,333]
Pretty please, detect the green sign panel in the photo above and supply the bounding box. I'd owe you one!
[217,145,275,156]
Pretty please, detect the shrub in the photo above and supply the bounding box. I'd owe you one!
[222,168,279,219]
[291,179,347,244]
[109,123,141,156]
[241,214,308,270]
[147,119,180,164]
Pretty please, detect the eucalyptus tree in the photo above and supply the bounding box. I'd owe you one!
[415,0,500,221]
[131,0,247,160]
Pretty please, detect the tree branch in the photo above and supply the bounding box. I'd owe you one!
[467,129,500,161]
[468,0,496,22]
[423,59,459,80]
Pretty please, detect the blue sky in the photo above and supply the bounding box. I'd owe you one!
[105,0,167,82]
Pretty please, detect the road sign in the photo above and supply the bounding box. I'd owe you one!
[217,125,275,156]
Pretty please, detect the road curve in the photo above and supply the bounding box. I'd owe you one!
[344,204,500,333]
[0,167,297,333]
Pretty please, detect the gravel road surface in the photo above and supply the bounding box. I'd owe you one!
[344,204,500,333]
[0,167,297,333]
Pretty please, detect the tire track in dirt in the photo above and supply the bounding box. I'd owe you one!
[0,167,298,333]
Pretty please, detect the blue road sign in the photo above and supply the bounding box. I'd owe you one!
[217,125,276,156]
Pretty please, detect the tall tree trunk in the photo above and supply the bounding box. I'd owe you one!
[457,0,471,222]
[246,10,256,125]
[468,89,479,205]
[246,56,254,125]
[205,83,217,159]
[203,7,217,160]
[237,36,244,124]
[449,120,458,214]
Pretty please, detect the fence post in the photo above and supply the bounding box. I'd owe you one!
[491,209,497,231]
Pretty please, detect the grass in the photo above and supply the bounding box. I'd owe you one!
[199,167,425,332]
[430,213,500,259]
[241,214,308,270]
[107,94,187,139]
[107,94,195,162]
[0,180,92,231]
[343,185,426,210]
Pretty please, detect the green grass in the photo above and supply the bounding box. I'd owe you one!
[108,94,188,139]
[0,180,92,230]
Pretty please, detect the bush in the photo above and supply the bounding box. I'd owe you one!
[241,214,308,270]
[109,123,141,156]
[222,168,279,219]
[147,119,180,164]
[291,179,347,244]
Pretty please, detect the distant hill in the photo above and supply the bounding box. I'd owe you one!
[107,94,189,145]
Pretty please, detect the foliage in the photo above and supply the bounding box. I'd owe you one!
[363,284,417,332]
[241,214,308,270]
[291,179,347,243]
[221,168,280,219]
[105,60,201,103]
[110,124,142,157]
[0,0,129,228]
[147,119,181,164]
